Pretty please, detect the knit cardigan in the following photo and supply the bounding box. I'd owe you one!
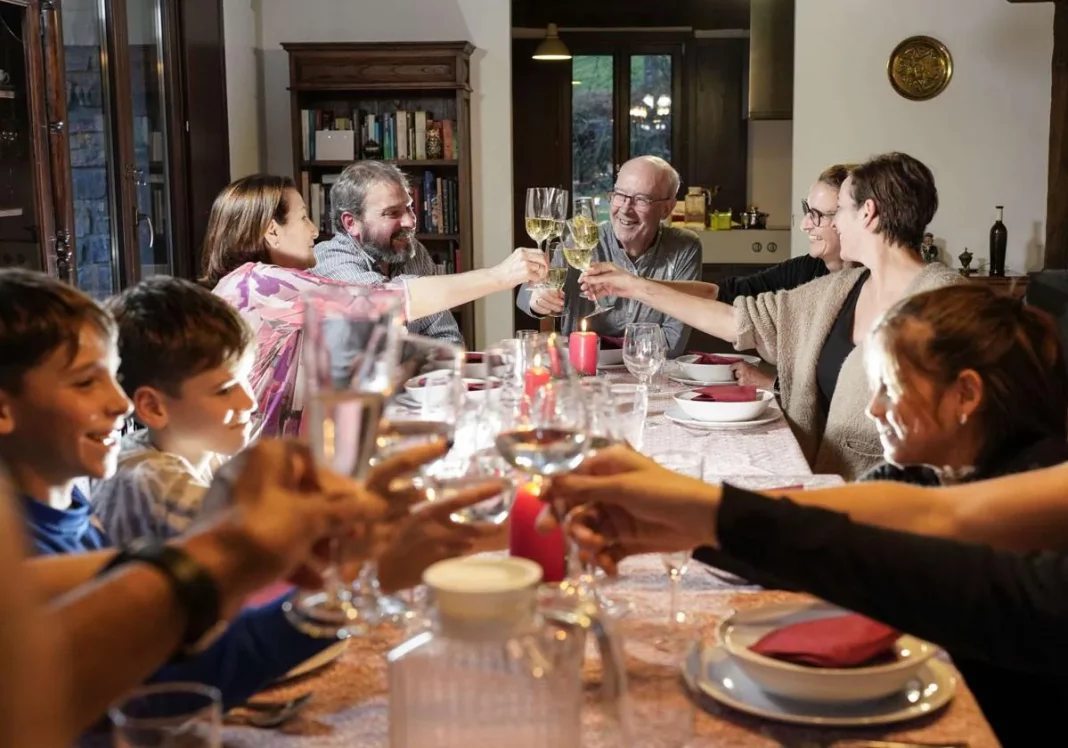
[733,263,966,479]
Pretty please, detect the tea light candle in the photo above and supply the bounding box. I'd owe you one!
[568,318,599,376]
[509,481,566,583]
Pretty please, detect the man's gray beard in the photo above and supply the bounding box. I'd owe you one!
[357,234,414,264]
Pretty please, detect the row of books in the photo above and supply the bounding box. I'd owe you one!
[299,170,461,238]
[299,108,459,162]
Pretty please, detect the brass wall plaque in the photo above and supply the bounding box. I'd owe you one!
[887,36,953,101]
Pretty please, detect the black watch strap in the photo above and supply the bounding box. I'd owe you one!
[100,539,221,654]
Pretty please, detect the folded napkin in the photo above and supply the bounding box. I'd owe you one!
[601,335,624,349]
[466,381,500,392]
[750,613,900,668]
[687,352,740,365]
[466,352,484,363]
[691,385,758,402]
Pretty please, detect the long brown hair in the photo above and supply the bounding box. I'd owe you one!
[200,174,297,288]
[872,284,1068,465]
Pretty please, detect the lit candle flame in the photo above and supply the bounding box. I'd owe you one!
[580,317,588,333]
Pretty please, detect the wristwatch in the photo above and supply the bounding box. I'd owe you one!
[100,539,224,658]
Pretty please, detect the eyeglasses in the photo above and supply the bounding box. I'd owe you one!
[609,190,673,211]
[801,199,837,227]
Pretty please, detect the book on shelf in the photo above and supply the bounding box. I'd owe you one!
[300,107,457,163]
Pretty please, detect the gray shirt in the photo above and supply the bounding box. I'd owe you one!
[312,232,463,344]
[516,224,702,357]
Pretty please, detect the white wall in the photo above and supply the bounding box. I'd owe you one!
[792,0,1054,272]
[235,0,513,348]
[747,119,793,229]
[223,0,262,179]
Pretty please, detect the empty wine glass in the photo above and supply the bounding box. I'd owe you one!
[649,449,705,653]
[623,322,666,388]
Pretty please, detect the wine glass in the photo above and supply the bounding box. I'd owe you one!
[544,240,569,320]
[563,197,611,316]
[623,322,666,388]
[526,187,569,289]
[494,333,590,583]
[296,285,465,635]
[649,449,705,653]
[291,284,407,638]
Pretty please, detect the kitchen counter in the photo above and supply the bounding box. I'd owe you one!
[682,226,793,264]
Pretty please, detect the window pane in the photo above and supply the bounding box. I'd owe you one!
[629,55,672,165]
[63,0,119,298]
[571,55,613,221]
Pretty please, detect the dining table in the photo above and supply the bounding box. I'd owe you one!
[222,366,1000,747]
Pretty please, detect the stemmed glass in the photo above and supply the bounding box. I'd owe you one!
[623,322,666,388]
[110,683,221,748]
[526,187,569,288]
[649,449,705,652]
[544,240,569,320]
[563,196,611,315]
[293,284,464,637]
[494,333,590,586]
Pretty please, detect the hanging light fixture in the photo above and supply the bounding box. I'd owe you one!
[533,23,571,61]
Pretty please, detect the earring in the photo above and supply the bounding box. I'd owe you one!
[958,413,968,426]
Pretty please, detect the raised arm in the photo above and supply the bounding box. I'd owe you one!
[405,248,547,320]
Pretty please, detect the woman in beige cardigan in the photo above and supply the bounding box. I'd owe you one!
[583,152,965,479]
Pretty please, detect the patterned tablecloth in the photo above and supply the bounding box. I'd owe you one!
[221,368,999,747]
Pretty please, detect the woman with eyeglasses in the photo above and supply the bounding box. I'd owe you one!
[582,153,965,479]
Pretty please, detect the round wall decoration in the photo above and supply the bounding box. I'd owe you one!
[887,36,953,101]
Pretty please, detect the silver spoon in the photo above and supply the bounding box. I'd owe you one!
[228,692,313,728]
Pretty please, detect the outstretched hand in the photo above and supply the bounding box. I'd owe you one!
[579,262,641,300]
[536,444,722,575]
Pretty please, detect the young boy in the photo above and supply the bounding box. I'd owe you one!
[91,276,257,544]
[0,268,330,711]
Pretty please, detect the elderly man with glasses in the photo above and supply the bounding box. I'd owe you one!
[516,155,701,357]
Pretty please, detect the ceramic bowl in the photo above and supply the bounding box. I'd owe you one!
[672,389,772,422]
[675,353,761,383]
[718,601,937,704]
[404,376,493,404]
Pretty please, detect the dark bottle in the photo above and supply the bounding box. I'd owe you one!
[989,205,1007,277]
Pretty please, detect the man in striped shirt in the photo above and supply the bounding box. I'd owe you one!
[312,161,463,343]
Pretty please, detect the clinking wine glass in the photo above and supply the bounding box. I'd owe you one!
[295,284,465,636]
[563,198,611,316]
[526,187,568,289]
[544,240,569,320]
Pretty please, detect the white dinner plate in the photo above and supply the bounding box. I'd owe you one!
[597,362,629,371]
[668,375,747,387]
[682,643,956,727]
[664,404,781,430]
[276,640,349,684]
[393,393,421,410]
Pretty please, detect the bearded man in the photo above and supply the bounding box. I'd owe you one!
[312,161,464,342]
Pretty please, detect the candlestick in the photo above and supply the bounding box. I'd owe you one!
[569,319,599,376]
[509,481,566,583]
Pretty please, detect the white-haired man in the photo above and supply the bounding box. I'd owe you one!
[517,156,701,356]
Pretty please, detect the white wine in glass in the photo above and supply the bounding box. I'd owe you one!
[525,216,557,245]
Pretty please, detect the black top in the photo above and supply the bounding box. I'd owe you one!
[715,254,830,306]
[815,269,869,416]
[713,483,1068,745]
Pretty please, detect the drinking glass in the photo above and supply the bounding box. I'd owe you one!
[110,683,221,748]
[649,449,705,652]
[526,187,569,288]
[494,333,590,585]
[563,197,611,315]
[623,322,666,388]
[542,240,568,320]
[608,383,649,451]
[295,285,464,636]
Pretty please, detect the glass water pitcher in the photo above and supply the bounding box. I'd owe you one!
[388,557,585,747]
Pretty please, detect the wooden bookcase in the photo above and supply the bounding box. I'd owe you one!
[283,41,476,346]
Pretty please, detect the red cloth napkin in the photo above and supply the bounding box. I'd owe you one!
[601,335,624,349]
[750,613,900,668]
[687,352,740,365]
[466,381,500,392]
[691,385,758,402]
[466,352,484,363]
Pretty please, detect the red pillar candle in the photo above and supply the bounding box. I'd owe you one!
[523,365,551,399]
[509,481,566,583]
[569,319,600,376]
